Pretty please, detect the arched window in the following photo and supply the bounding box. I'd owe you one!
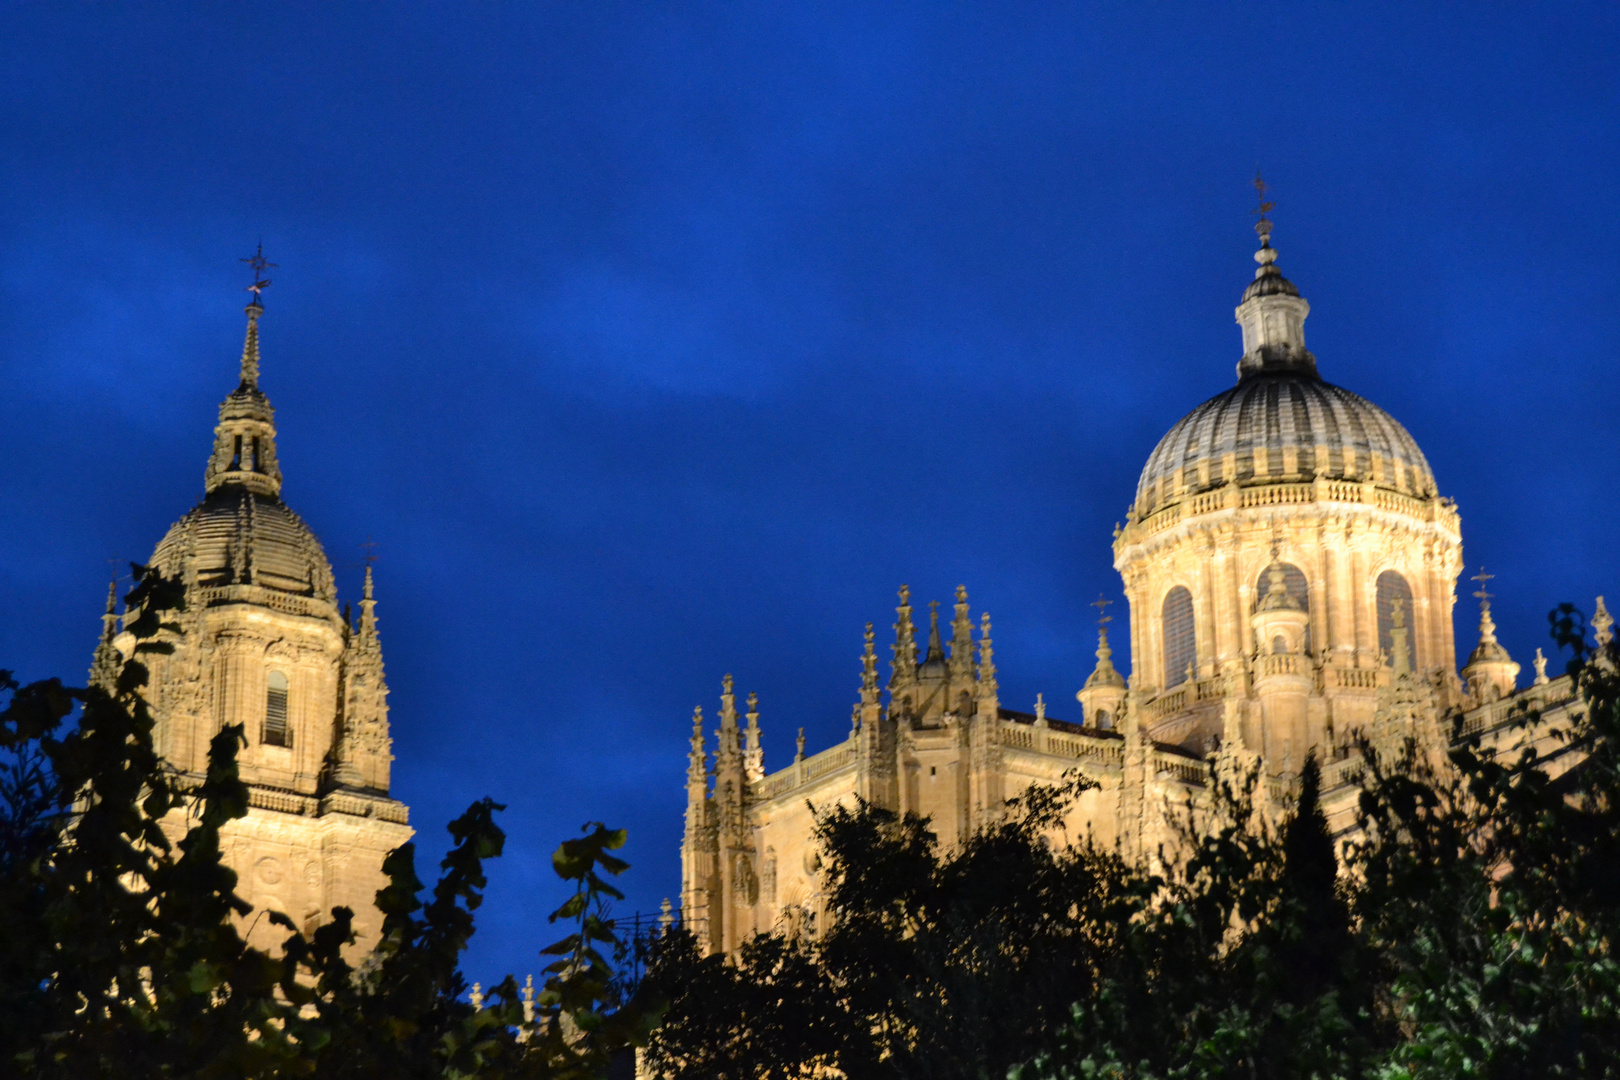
[1376,571,1415,668]
[1162,586,1196,688]
[263,671,291,747]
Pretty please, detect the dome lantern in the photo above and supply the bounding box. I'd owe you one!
[1235,179,1316,381]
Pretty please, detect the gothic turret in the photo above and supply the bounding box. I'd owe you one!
[1460,569,1518,703]
[889,585,918,708]
[1077,598,1126,730]
[331,565,395,792]
[89,581,122,693]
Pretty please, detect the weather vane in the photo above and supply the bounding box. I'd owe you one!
[241,242,276,302]
[1091,593,1113,628]
[1253,170,1275,244]
[361,538,381,566]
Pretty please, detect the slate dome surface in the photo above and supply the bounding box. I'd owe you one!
[151,487,337,601]
[1134,370,1437,516]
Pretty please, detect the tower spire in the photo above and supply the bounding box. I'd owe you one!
[238,242,275,389]
[890,585,918,687]
[1235,174,1316,381]
[860,622,880,704]
[976,611,997,694]
[949,585,973,681]
[1460,567,1518,702]
[923,600,945,666]
[205,249,283,497]
[1078,594,1126,728]
[89,579,123,692]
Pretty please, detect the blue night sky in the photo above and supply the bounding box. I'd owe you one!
[2,5,1616,983]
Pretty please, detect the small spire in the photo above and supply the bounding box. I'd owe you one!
[719,674,738,729]
[1471,568,1499,644]
[469,982,483,1010]
[1533,647,1550,685]
[1034,693,1046,726]
[522,974,536,1025]
[795,727,806,763]
[237,242,274,386]
[239,302,263,389]
[1595,596,1614,648]
[949,586,973,680]
[89,577,124,691]
[743,691,764,782]
[1085,594,1126,690]
[976,611,997,693]
[1462,569,1518,700]
[686,707,707,789]
[860,622,880,702]
[658,898,674,931]
[891,585,918,687]
[923,600,945,666]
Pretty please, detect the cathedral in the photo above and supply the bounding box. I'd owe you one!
[90,285,410,957]
[679,211,1602,956]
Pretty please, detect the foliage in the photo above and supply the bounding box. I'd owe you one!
[646,611,1620,1080]
[0,564,652,1078]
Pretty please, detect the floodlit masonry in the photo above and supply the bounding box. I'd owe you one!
[679,209,1601,955]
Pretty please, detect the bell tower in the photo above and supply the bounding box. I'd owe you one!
[99,255,410,956]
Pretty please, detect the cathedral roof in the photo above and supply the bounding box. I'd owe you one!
[1133,211,1438,518]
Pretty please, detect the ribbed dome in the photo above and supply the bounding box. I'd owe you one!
[151,487,337,602]
[1134,371,1437,516]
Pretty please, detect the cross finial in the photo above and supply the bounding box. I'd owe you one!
[241,242,276,303]
[1091,593,1113,628]
[1470,567,1495,606]
[361,538,380,566]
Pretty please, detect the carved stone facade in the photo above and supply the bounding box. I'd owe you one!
[93,299,410,957]
[679,215,1595,954]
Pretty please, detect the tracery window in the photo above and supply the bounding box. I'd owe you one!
[263,670,291,747]
[1376,571,1416,667]
[1162,586,1196,688]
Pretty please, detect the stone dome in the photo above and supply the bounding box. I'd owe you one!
[1134,370,1438,517]
[151,487,337,602]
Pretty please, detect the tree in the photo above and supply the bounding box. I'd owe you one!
[647,608,1620,1080]
[0,565,653,1078]
[643,773,1142,1080]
